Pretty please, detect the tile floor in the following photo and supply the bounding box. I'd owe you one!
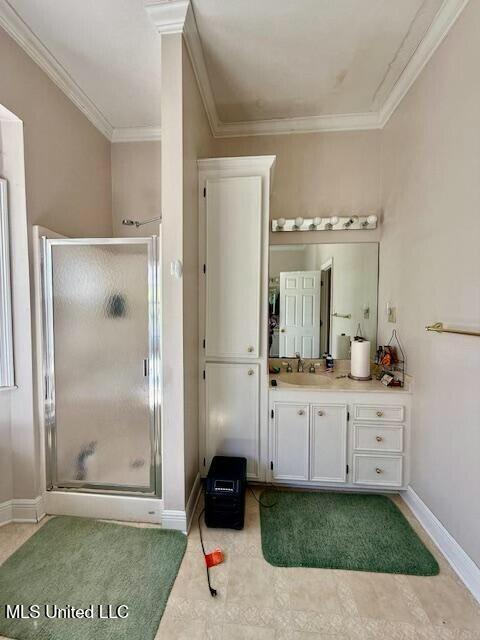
[1,491,479,640]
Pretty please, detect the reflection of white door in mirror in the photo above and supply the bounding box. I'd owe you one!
[279,271,321,358]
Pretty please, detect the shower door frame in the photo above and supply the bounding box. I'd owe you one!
[41,236,161,497]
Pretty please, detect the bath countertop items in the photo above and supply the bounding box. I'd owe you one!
[349,337,371,381]
[269,365,281,374]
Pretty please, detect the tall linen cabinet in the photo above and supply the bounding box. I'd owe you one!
[198,156,276,481]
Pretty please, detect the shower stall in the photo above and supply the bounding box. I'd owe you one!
[41,237,161,497]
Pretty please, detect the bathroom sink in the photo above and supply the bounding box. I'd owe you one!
[277,372,333,388]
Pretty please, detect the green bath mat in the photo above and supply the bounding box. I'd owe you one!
[0,516,186,640]
[260,490,439,576]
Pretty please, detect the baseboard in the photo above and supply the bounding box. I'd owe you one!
[402,487,480,603]
[161,509,187,532]
[0,496,45,526]
[44,491,163,524]
[185,472,202,533]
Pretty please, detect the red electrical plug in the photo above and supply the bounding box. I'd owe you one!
[204,547,224,568]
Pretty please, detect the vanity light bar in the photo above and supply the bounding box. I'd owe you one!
[271,215,378,232]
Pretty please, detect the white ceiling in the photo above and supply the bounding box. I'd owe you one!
[0,0,466,139]
[192,0,444,123]
[4,0,162,132]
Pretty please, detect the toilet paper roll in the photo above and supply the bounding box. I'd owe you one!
[335,334,351,359]
[350,340,371,380]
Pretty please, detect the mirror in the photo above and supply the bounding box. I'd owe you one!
[269,243,378,359]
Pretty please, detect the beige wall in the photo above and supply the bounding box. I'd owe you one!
[182,42,215,500]
[213,130,382,245]
[379,0,480,566]
[0,27,112,237]
[111,141,161,237]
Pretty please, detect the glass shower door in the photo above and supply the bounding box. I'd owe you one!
[42,238,159,494]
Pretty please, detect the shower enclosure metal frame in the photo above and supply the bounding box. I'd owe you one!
[41,236,161,497]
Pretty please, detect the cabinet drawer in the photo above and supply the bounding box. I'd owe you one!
[353,454,403,487]
[354,404,404,422]
[354,424,404,453]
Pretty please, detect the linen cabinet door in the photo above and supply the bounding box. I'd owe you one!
[205,176,262,359]
[310,404,348,483]
[272,403,309,481]
[205,363,260,479]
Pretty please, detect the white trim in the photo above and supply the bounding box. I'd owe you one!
[197,155,276,174]
[161,510,187,531]
[185,472,202,533]
[144,0,189,35]
[379,0,470,127]
[0,0,113,140]
[111,127,162,143]
[214,112,381,138]
[0,179,14,388]
[44,491,163,524]
[0,497,45,525]
[402,487,480,603]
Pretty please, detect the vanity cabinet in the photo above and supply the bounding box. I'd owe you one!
[269,388,411,491]
[271,401,348,483]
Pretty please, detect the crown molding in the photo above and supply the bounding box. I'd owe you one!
[144,0,189,34]
[213,111,381,138]
[111,126,162,143]
[0,0,113,140]
[379,0,470,127]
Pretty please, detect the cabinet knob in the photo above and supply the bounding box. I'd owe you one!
[248,369,254,376]
[376,410,384,417]
[376,435,383,442]
[298,409,305,416]
[317,410,324,416]
[375,467,383,474]
[280,329,285,333]
[247,345,254,353]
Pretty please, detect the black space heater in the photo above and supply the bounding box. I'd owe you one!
[205,456,247,530]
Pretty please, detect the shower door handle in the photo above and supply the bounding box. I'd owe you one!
[143,358,149,377]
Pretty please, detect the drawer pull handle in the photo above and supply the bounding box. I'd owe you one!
[375,467,383,474]
[298,410,305,416]
[248,369,254,376]
[376,435,383,442]
[247,346,254,353]
[317,410,324,416]
[376,410,384,417]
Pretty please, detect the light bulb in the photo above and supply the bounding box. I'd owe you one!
[294,217,304,228]
[330,216,339,226]
[312,217,322,226]
[367,214,378,225]
[276,218,286,228]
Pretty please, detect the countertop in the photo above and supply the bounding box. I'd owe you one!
[269,370,412,394]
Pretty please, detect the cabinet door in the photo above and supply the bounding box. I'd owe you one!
[272,403,309,481]
[205,176,262,359]
[310,404,347,482]
[205,363,260,479]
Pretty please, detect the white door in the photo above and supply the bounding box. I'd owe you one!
[310,404,347,483]
[272,402,309,481]
[205,362,260,479]
[279,271,321,358]
[205,176,262,359]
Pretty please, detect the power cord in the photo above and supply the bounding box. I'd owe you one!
[247,484,277,508]
[197,508,217,597]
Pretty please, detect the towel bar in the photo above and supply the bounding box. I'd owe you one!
[425,322,480,337]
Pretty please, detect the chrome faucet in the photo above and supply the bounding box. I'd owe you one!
[309,362,316,374]
[295,352,305,373]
